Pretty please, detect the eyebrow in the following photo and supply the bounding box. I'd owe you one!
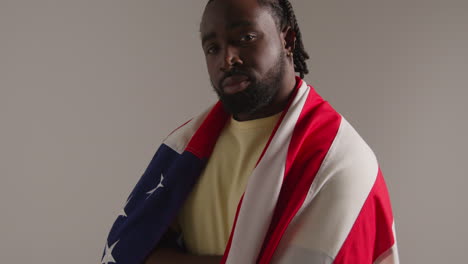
[201,20,254,46]
[201,32,216,46]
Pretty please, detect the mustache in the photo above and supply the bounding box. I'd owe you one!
[218,69,253,90]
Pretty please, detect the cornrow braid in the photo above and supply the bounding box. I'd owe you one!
[261,0,310,78]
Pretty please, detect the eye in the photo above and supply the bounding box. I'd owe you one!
[205,45,219,55]
[240,33,257,42]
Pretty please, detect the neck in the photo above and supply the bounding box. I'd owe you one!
[234,73,298,121]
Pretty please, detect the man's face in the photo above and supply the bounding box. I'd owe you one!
[200,0,287,116]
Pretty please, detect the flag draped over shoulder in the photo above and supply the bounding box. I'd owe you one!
[102,77,399,264]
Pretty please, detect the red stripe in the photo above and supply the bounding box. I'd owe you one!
[220,195,244,264]
[257,86,342,263]
[165,118,193,139]
[333,169,395,263]
[185,102,229,159]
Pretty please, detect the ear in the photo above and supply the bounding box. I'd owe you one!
[281,26,296,54]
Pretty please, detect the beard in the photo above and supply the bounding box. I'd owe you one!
[212,50,286,117]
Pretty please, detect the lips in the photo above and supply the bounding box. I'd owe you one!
[221,75,251,95]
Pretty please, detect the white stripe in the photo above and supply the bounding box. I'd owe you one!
[163,106,212,154]
[225,81,311,264]
[272,118,380,262]
[271,246,333,264]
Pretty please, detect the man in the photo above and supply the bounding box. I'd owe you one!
[102,0,399,263]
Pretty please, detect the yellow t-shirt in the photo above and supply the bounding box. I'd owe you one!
[177,112,281,255]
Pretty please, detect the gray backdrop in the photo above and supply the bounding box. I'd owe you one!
[1,0,467,263]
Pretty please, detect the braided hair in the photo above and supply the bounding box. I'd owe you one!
[206,0,310,78]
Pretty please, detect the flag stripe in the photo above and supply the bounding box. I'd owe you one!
[258,86,342,263]
[333,170,396,264]
[255,78,303,167]
[163,107,211,155]
[374,240,399,264]
[220,195,244,264]
[223,79,310,264]
[185,102,229,159]
[270,118,382,263]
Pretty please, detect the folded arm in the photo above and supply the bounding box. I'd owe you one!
[144,248,222,264]
[144,227,222,264]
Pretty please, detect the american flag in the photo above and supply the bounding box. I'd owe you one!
[102,77,399,264]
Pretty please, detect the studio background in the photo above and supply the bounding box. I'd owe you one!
[1,0,467,263]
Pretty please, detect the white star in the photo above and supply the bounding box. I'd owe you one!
[118,196,132,218]
[101,240,119,264]
[146,173,164,197]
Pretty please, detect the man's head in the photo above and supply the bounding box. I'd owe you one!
[200,0,309,120]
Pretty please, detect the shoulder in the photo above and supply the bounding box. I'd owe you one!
[290,84,379,194]
[162,105,215,154]
[273,118,383,262]
[310,117,379,200]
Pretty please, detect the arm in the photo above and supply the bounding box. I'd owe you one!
[144,248,222,264]
[144,227,222,264]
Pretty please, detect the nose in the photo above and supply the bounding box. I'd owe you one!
[220,45,243,72]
